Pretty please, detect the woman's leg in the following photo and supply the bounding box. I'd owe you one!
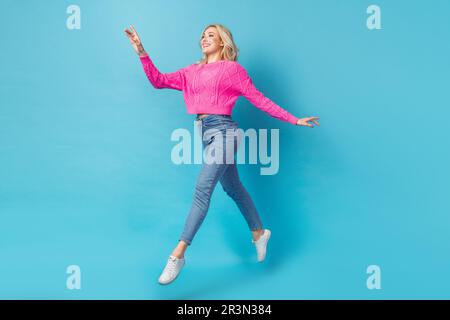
[172,161,264,258]
[177,161,229,249]
[171,118,262,258]
[219,163,265,241]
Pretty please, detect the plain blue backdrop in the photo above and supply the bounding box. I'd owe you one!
[1,0,449,299]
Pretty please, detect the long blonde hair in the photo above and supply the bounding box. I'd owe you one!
[197,24,239,64]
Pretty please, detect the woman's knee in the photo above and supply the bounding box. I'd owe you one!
[221,180,244,198]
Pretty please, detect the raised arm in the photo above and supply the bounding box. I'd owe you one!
[235,63,299,125]
[125,25,185,90]
[138,55,185,90]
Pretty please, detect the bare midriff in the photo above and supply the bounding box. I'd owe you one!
[196,113,211,120]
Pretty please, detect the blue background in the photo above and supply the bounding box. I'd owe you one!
[1,0,449,299]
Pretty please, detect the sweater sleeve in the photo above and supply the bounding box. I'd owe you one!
[139,55,185,91]
[235,64,299,125]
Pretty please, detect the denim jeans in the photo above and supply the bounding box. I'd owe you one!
[179,114,264,245]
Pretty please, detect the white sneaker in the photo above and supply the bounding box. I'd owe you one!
[252,229,271,262]
[158,255,185,285]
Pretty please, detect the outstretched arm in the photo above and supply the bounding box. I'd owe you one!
[236,64,299,125]
[236,64,319,127]
[139,55,185,90]
[125,25,185,90]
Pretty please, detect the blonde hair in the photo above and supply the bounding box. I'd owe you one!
[197,24,239,64]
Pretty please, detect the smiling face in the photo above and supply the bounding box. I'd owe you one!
[200,27,224,56]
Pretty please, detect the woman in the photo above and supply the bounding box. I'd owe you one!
[124,24,320,285]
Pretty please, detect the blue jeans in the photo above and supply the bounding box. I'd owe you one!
[179,114,264,245]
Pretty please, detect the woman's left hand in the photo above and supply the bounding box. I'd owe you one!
[296,117,320,128]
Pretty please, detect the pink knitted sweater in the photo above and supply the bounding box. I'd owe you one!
[139,55,299,125]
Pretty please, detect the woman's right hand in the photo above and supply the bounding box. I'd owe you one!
[124,25,147,57]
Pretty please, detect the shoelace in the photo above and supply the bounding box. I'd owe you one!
[164,257,180,275]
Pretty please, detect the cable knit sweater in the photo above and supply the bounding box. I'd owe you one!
[139,55,299,125]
